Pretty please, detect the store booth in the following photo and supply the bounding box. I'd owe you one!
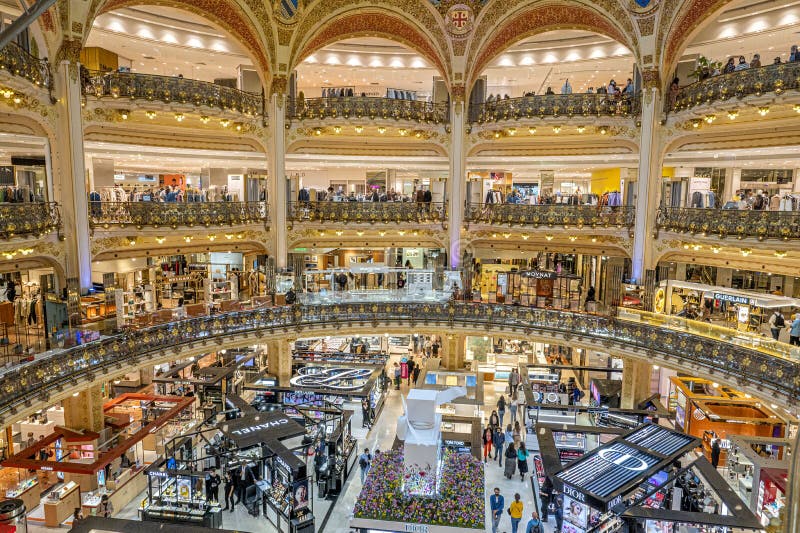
[300,266,447,304]
[474,268,582,309]
[418,368,484,419]
[293,335,390,366]
[669,377,794,466]
[2,394,194,528]
[727,435,790,529]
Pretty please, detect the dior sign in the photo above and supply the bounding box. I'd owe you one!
[562,484,586,503]
[597,448,650,472]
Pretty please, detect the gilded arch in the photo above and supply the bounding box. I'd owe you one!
[659,0,731,79]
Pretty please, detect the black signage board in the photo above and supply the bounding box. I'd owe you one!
[520,270,558,280]
[218,412,307,476]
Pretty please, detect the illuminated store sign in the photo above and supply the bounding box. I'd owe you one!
[713,293,752,305]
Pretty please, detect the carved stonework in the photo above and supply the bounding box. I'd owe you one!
[271,75,288,97]
[444,4,475,37]
[55,39,82,65]
[451,84,466,104]
[641,68,661,89]
[636,15,655,36]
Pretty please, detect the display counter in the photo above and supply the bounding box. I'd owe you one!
[141,504,222,528]
[82,467,147,518]
[43,481,80,527]
[6,477,40,512]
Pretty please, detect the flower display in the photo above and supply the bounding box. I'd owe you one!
[354,448,484,529]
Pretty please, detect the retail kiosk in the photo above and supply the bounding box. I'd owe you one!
[418,368,484,419]
[727,435,790,528]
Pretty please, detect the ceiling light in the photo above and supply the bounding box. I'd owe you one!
[184,236,192,243]
[1,89,13,99]
[545,234,554,241]
[333,126,341,134]
[220,118,230,128]
[577,126,585,134]
[774,250,787,258]
[199,115,210,124]
[236,233,243,239]
[704,114,716,123]
[119,110,129,120]
[72,392,80,397]
[521,234,529,240]
[569,236,577,242]
[128,237,136,246]
[794,104,800,114]
[507,128,516,136]
[727,110,738,120]
[494,131,501,138]
[599,126,608,135]
[740,248,752,257]
[174,113,185,122]
[225,234,234,240]
[528,127,536,135]
[398,230,405,236]
[414,131,422,138]
[354,125,363,134]
[378,231,386,237]
[208,235,217,241]
[335,230,344,236]
[145,110,156,119]
[234,122,243,131]
[378,127,386,134]
[12,96,20,104]
[356,230,364,236]
[757,106,769,116]
[552,125,561,134]
[399,129,408,136]
[503,233,511,239]
[314,128,322,136]
[691,119,701,128]
[711,382,719,388]
[155,236,166,244]
[711,245,720,254]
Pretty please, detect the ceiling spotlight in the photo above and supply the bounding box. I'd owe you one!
[503,233,511,239]
[314,127,322,136]
[333,126,341,134]
[234,122,243,131]
[378,126,386,134]
[12,96,20,104]
[794,104,800,114]
[208,235,217,241]
[528,127,536,135]
[225,234,234,240]
[726,110,739,120]
[414,131,422,138]
[1,89,13,99]
[155,236,166,244]
[691,119,701,128]
[146,110,157,119]
[220,118,230,128]
[398,230,406,236]
[399,129,408,136]
[704,114,716,124]
[356,230,364,236]
[335,230,344,236]
[507,128,516,136]
[599,126,608,135]
[521,234,529,240]
[569,236,577,242]
[775,250,787,258]
[552,125,561,133]
[711,245,720,254]
[119,110,129,120]
[545,234,554,241]
[576,126,585,134]
[174,113,185,122]
[354,125,363,134]
[128,237,136,246]
[184,236,192,243]
[757,106,770,116]
[740,248,752,257]
[494,131,501,138]
[199,115,210,124]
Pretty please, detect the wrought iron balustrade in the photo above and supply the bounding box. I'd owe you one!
[290,96,449,124]
[0,42,51,90]
[0,302,796,423]
[469,93,641,123]
[669,62,800,113]
[82,71,264,116]
[288,200,446,224]
[0,202,60,239]
[656,207,800,240]
[89,201,268,228]
[465,203,635,229]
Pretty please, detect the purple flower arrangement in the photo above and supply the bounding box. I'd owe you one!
[354,448,485,529]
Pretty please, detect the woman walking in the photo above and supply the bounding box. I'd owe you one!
[504,442,517,479]
[482,425,494,463]
[517,442,530,481]
[509,493,524,533]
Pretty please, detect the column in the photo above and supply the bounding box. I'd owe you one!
[268,77,288,270]
[631,77,663,283]
[53,57,92,293]
[63,384,104,432]
[448,89,466,269]
[267,338,292,386]
[441,334,465,370]
[730,168,742,198]
[620,358,652,409]
[716,268,733,287]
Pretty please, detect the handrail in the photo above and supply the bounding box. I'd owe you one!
[0,42,51,91]
[89,201,268,229]
[290,96,450,124]
[669,61,800,113]
[287,200,446,224]
[82,70,264,117]
[0,303,796,423]
[0,202,60,239]
[656,206,800,240]
[465,203,635,228]
[468,93,641,123]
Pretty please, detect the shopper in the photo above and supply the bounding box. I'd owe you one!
[412,364,421,385]
[572,386,584,406]
[509,493,524,533]
[769,310,786,340]
[489,410,500,430]
[206,468,221,504]
[510,396,518,424]
[361,397,371,428]
[554,497,564,532]
[504,442,518,478]
[525,511,543,533]
[513,420,522,447]
[790,313,800,346]
[99,494,114,518]
[489,488,505,533]
[72,508,85,525]
[497,395,507,426]
[223,472,236,512]
[539,476,553,521]
[711,438,721,469]
[517,442,530,481]
[393,362,401,390]
[482,425,494,462]
[493,425,505,465]
[509,368,520,397]
[517,385,527,425]
[407,357,415,386]
[359,448,372,483]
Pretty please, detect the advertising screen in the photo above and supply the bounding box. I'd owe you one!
[563,494,588,531]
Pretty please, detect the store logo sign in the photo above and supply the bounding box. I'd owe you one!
[231,418,290,436]
[597,448,650,472]
[562,484,586,503]
[405,525,429,533]
[713,293,751,305]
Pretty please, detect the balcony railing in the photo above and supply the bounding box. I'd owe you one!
[669,62,800,113]
[290,96,449,124]
[656,207,800,240]
[288,201,446,224]
[469,93,641,123]
[465,203,635,229]
[82,71,264,117]
[0,203,61,239]
[0,42,51,91]
[89,201,268,229]
[0,303,796,423]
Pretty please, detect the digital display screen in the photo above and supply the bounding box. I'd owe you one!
[466,375,477,387]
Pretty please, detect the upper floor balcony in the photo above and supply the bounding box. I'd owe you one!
[290,96,449,125]
[656,207,800,241]
[89,201,268,230]
[0,203,61,241]
[668,62,800,115]
[0,43,51,94]
[464,203,635,230]
[468,93,641,124]
[82,71,264,119]
[287,200,447,226]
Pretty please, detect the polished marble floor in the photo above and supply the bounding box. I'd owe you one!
[24,355,557,533]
